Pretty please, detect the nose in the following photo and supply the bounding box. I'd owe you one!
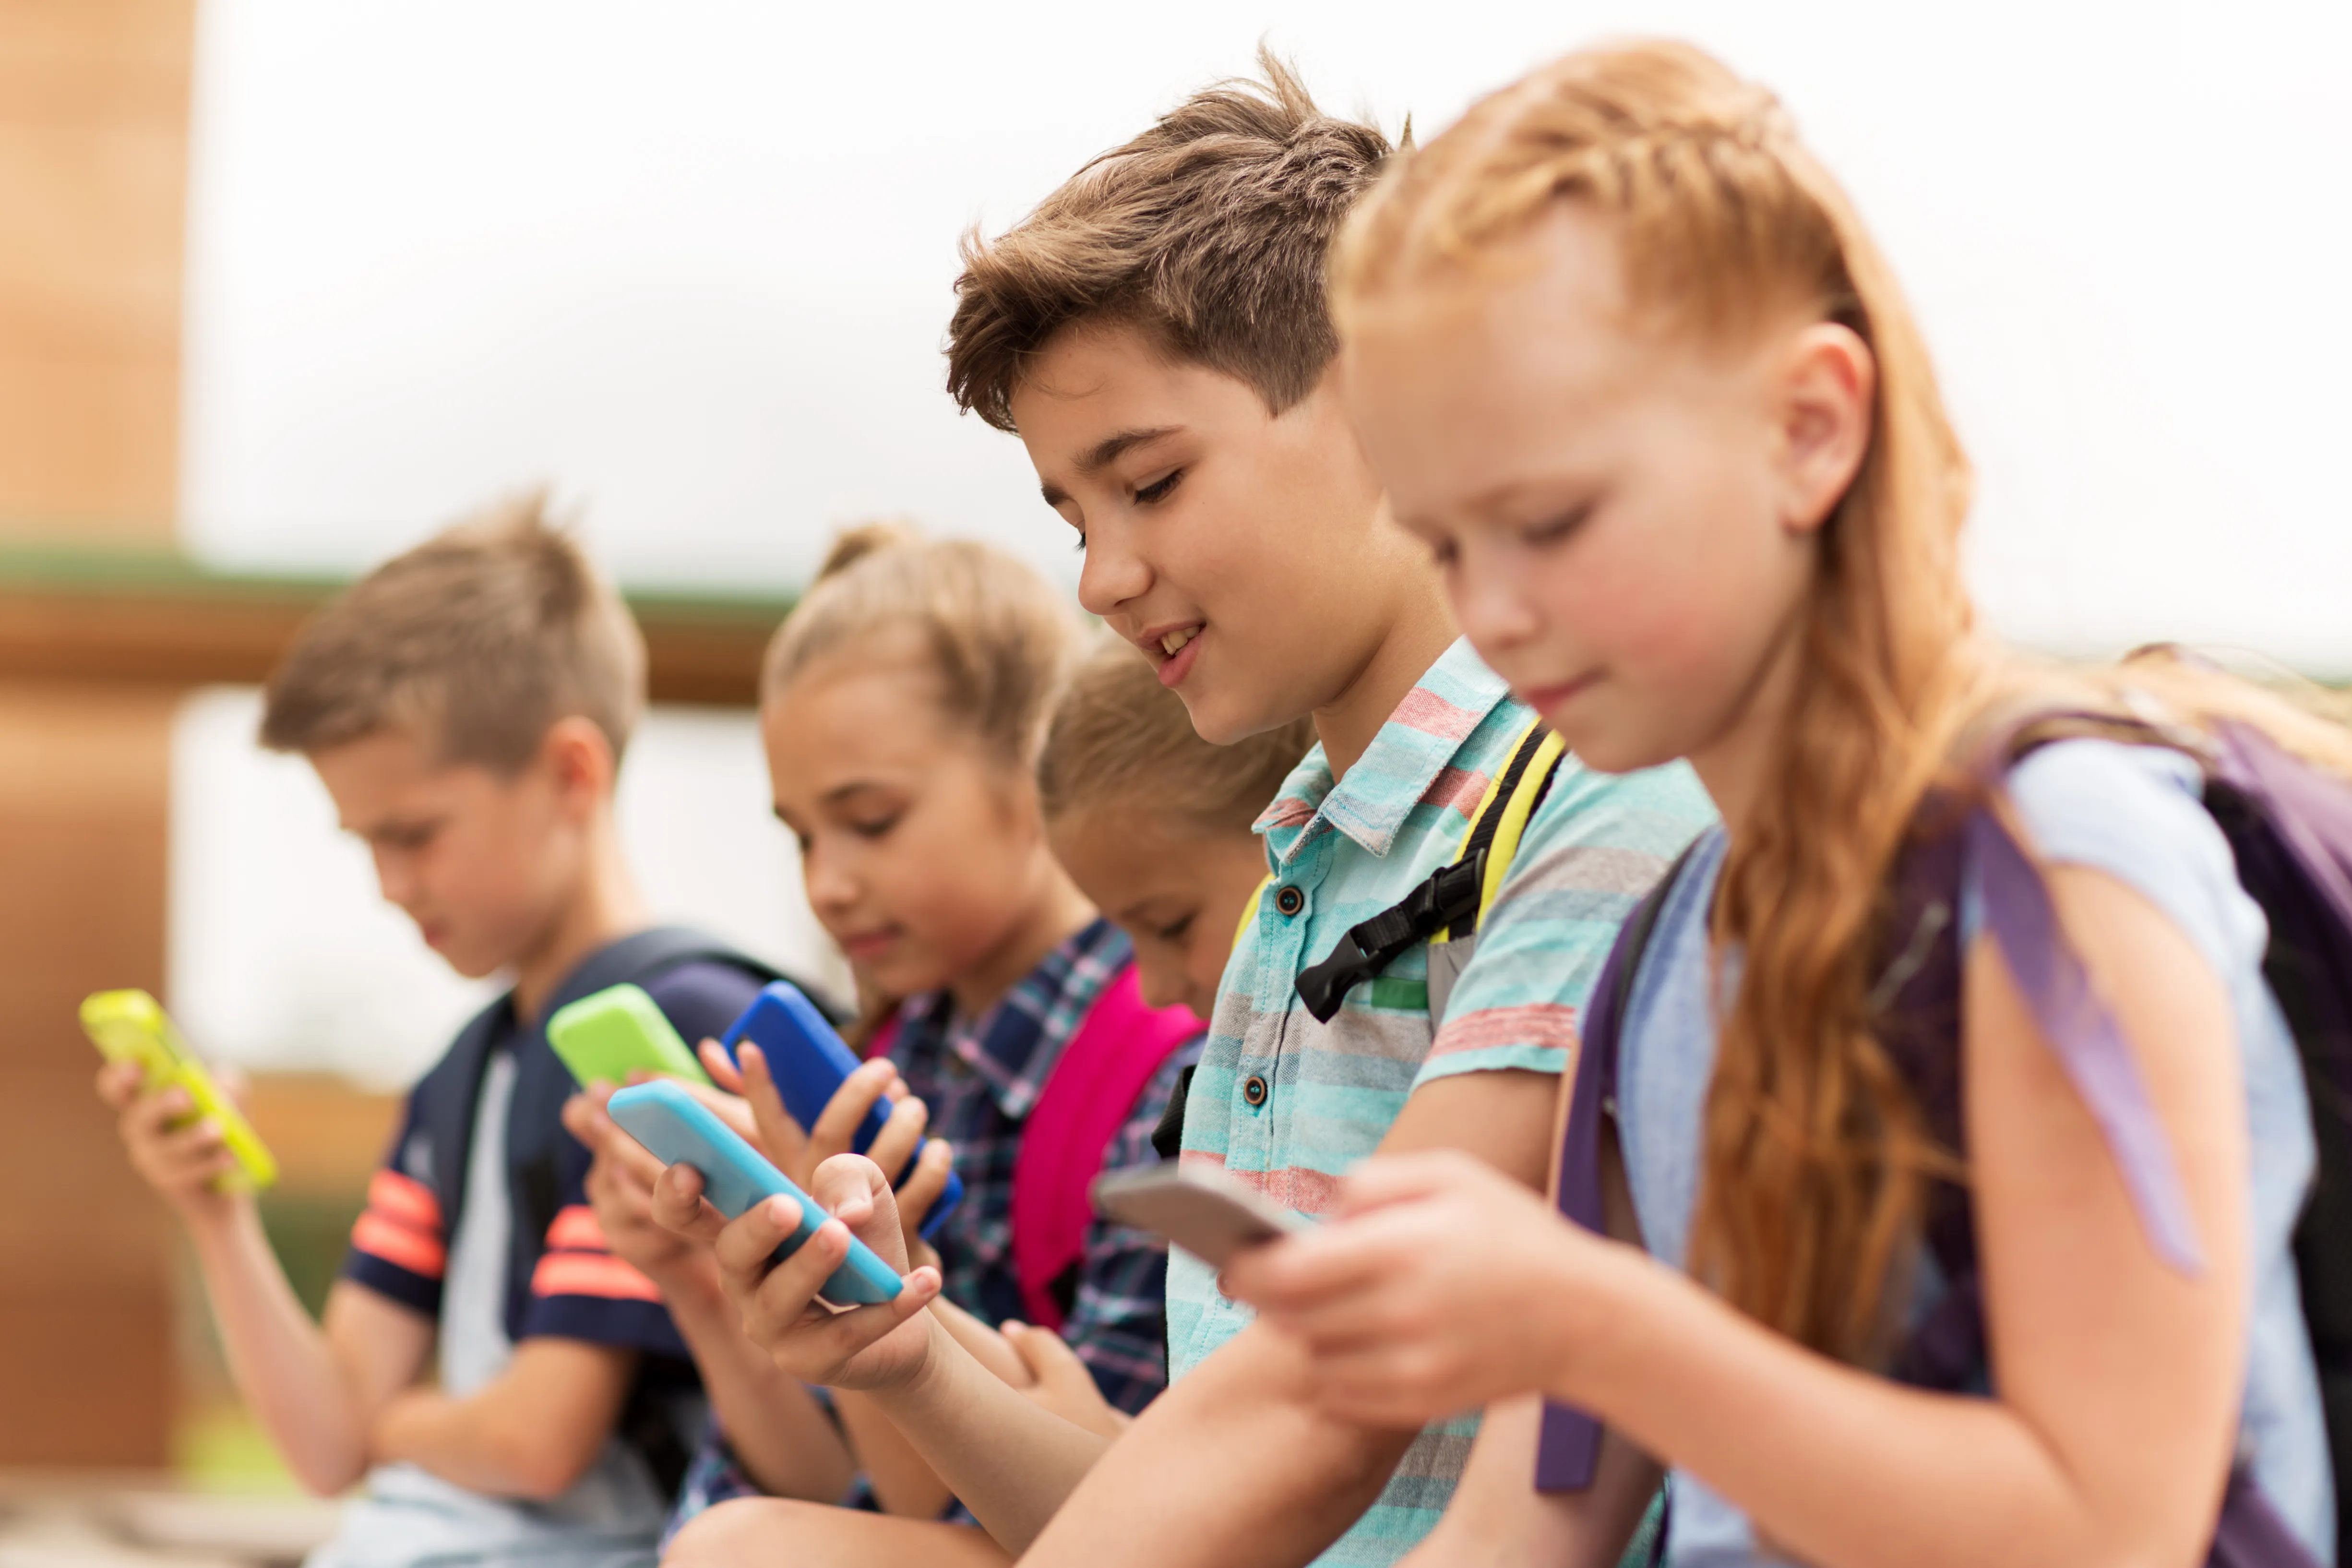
[800,839,860,917]
[1075,517,1151,620]
[1133,951,1186,1012]
[372,847,417,910]
[1450,541,1543,657]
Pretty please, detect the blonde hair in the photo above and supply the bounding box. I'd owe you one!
[946,48,1397,432]
[1334,42,2352,1365]
[1038,634,1315,835]
[762,521,1079,767]
[260,491,645,770]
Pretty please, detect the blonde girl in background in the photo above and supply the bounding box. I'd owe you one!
[1039,634,1316,1023]
[1228,41,2351,1568]
[660,525,1202,1567]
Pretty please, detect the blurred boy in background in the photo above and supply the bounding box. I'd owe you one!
[97,497,798,1568]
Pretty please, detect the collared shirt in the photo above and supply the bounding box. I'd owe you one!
[1172,637,1715,1567]
[890,916,1198,1412]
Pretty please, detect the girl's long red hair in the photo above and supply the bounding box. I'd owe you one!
[1333,41,2352,1362]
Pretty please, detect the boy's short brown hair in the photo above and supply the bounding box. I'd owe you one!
[945,49,1397,432]
[260,492,646,771]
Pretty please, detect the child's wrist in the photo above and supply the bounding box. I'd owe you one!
[1538,1233,1661,1410]
[179,1187,260,1245]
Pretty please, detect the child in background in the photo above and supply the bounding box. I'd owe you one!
[1038,634,1316,1024]
[657,524,1203,1565]
[96,499,788,1568]
[668,57,1713,1568]
[1227,41,2346,1568]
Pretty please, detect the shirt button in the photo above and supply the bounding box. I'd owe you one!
[1242,1074,1269,1107]
[1274,885,1305,917]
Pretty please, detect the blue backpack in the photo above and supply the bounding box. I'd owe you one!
[1541,709,2352,1568]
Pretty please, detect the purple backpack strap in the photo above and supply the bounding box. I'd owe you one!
[1536,844,1698,1493]
[1012,963,1203,1333]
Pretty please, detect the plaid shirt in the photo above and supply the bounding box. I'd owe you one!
[667,919,1195,1539]
[887,915,1196,1411]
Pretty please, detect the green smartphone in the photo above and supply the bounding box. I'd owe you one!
[546,983,713,1089]
[81,989,278,1192]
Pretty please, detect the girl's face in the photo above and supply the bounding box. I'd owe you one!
[763,634,1062,1002]
[1338,206,1872,790]
[1048,803,1266,1020]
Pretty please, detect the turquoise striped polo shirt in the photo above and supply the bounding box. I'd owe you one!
[1170,637,1714,1567]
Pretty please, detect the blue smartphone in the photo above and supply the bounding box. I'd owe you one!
[605,1079,904,1306]
[718,982,964,1239]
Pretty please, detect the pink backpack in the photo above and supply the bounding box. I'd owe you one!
[870,960,1201,1333]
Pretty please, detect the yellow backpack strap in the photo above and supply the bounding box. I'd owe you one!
[1292,718,1565,1025]
[1232,873,1275,953]
[1436,718,1567,945]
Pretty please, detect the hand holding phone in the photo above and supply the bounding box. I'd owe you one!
[83,990,277,1192]
[1090,1164,1306,1268]
[719,982,963,1237]
[607,1079,902,1306]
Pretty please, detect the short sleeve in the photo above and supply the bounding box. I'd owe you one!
[1964,741,2262,981]
[518,959,768,1355]
[340,1095,446,1319]
[1416,758,1715,1091]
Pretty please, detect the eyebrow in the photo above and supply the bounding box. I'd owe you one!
[1038,425,1183,508]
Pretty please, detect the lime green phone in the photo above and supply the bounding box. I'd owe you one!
[81,989,278,1192]
[547,983,713,1090]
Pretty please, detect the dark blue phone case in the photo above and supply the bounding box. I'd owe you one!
[718,982,965,1239]
[605,1079,903,1305]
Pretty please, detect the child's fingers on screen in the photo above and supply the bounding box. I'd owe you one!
[742,1215,859,1336]
[158,1117,226,1161]
[893,1140,953,1232]
[94,1059,145,1109]
[736,1044,813,1174]
[121,1083,191,1140]
[558,1091,606,1143]
[804,1270,939,1357]
[812,1060,896,1157]
[671,1077,758,1140]
[651,1161,728,1242]
[865,1095,930,1186]
[697,1039,746,1093]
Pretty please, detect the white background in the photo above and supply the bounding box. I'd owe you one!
[166,0,2352,1082]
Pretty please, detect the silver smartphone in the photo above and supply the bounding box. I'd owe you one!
[1090,1164,1307,1267]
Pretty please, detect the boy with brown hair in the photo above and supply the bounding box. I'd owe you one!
[666,54,1710,1568]
[98,496,811,1568]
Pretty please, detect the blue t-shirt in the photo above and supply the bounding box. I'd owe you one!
[1613,741,2331,1566]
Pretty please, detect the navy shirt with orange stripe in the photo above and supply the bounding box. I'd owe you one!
[343,960,767,1359]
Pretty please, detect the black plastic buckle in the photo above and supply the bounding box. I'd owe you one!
[1293,853,1484,1023]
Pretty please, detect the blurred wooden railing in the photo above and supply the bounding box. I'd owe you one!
[0,544,789,705]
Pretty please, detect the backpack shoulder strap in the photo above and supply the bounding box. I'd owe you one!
[503,927,796,1326]
[1537,838,1696,1493]
[1442,717,1570,945]
[407,995,514,1247]
[1295,718,1564,1025]
[1013,961,1204,1334]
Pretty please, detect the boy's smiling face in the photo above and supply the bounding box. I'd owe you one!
[1011,321,1421,746]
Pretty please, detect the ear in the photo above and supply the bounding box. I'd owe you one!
[1772,322,1876,537]
[540,715,618,817]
